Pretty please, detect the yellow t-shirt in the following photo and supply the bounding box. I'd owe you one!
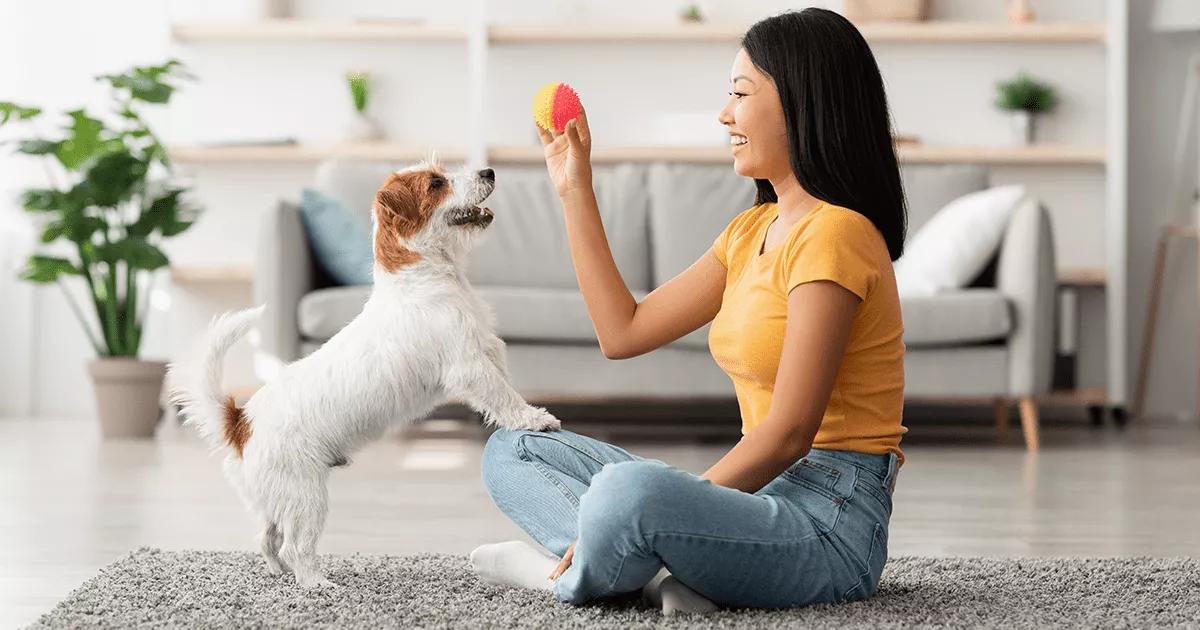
[708,201,907,467]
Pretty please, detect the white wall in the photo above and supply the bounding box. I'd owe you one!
[2,0,1184,420]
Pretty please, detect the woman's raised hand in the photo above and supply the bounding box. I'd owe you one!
[537,108,593,199]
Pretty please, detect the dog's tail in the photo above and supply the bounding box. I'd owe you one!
[166,304,265,457]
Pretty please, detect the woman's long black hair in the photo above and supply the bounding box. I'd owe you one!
[742,8,907,261]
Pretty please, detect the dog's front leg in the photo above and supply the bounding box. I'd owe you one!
[443,352,560,432]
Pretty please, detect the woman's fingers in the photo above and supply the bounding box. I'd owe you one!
[576,108,590,146]
[565,119,582,149]
[536,123,553,147]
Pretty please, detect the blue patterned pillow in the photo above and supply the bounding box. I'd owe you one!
[298,188,374,286]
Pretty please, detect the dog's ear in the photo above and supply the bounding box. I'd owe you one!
[373,177,424,271]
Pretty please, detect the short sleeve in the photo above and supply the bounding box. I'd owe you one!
[783,212,880,300]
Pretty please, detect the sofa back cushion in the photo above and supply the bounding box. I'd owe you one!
[899,164,988,234]
[467,163,652,291]
[646,163,757,285]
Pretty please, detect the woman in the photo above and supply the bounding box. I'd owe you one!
[469,8,907,614]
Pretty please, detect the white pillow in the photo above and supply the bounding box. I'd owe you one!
[894,185,1027,298]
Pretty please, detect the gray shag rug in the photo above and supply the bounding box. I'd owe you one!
[26,547,1200,629]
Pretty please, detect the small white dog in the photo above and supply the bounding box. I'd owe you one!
[167,160,561,588]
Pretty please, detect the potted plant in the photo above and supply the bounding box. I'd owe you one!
[994,72,1057,145]
[0,60,199,438]
[343,70,384,142]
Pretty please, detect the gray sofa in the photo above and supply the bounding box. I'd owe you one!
[255,160,1055,450]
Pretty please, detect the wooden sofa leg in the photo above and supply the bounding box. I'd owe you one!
[993,397,1009,440]
[1018,397,1040,451]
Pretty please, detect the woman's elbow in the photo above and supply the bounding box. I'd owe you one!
[598,338,639,360]
[599,343,632,360]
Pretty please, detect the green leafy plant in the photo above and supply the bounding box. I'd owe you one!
[347,71,371,114]
[994,72,1058,113]
[679,3,705,22]
[0,59,198,358]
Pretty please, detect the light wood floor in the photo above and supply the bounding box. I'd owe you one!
[2,413,1198,628]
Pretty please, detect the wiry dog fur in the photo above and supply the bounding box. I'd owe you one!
[166,159,561,588]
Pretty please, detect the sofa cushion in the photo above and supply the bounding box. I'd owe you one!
[894,185,1027,298]
[298,189,374,286]
[646,163,757,285]
[901,288,1012,348]
[474,285,710,350]
[297,285,370,340]
[295,283,711,350]
[467,164,653,291]
[899,164,989,234]
[313,158,400,226]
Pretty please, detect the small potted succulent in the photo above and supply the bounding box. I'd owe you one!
[343,70,384,142]
[994,72,1057,145]
[0,60,199,438]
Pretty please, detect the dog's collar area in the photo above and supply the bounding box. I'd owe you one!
[446,206,494,227]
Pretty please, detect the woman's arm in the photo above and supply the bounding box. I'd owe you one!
[542,113,726,360]
[700,279,860,493]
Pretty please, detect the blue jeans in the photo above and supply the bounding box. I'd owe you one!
[480,427,898,608]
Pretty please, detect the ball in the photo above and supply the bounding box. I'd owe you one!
[532,82,582,135]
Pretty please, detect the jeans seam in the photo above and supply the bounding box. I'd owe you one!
[515,432,610,509]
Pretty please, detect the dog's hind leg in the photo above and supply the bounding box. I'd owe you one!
[277,474,335,589]
[258,517,288,575]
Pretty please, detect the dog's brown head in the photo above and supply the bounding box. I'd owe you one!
[372,161,496,273]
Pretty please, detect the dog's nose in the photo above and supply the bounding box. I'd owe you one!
[478,168,495,181]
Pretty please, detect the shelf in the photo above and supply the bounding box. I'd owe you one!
[854,21,1105,44]
[171,19,467,42]
[172,20,1105,45]
[1058,267,1107,287]
[491,21,1107,45]
[169,143,467,163]
[490,144,1107,166]
[489,22,750,44]
[170,265,253,284]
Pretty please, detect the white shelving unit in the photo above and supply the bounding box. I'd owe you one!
[168,1,1130,412]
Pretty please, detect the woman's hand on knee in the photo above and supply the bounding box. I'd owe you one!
[548,539,576,580]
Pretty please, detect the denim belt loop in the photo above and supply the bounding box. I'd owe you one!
[882,452,899,494]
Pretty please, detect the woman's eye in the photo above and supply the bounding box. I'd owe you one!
[728,91,747,99]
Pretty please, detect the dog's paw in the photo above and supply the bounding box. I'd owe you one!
[297,575,339,589]
[510,406,561,432]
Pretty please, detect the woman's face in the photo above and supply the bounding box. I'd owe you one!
[718,48,790,181]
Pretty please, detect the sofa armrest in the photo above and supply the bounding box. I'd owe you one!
[254,200,315,367]
[996,198,1057,397]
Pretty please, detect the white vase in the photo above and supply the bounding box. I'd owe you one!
[344,112,384,143]
[1009,110,1035,145]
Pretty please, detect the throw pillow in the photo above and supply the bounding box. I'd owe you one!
[298,188,374,286]
[893,185,1026,297]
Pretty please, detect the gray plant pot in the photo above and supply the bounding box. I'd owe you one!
[88,358,167,439]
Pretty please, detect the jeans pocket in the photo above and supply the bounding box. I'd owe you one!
[841,522,887,602]
[781,457,857,534]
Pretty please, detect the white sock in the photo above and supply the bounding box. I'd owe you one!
[642,566,718,616]
[469,540,558,591]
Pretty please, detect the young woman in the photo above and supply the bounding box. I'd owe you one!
[469,8,907,614]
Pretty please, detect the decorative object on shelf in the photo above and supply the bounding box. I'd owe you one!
[0,60,199,438]
[839,0,928,22]
[1008,0,1036,24]
[343,70,384,142]
[679,3,706,23]
[994,72,1057,145]
[532,82,583,135]
[1134,0,1200,422]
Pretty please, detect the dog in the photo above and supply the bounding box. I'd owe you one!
[167,159,561,588]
